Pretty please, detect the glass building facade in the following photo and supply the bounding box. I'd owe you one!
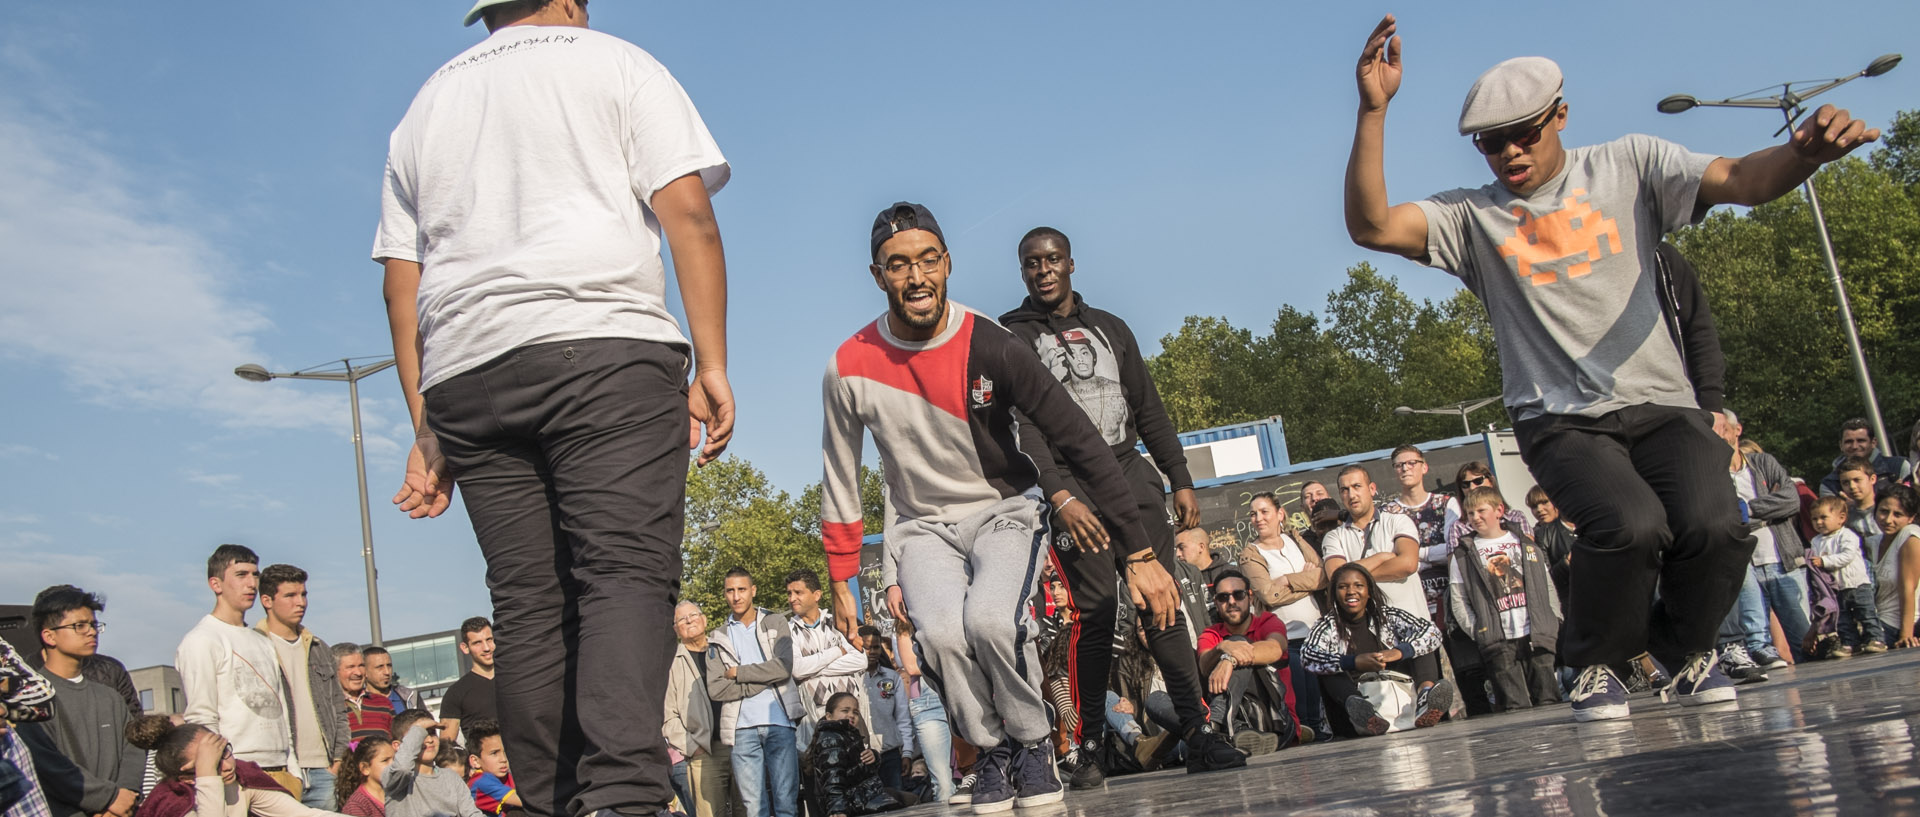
[383,629,469,714]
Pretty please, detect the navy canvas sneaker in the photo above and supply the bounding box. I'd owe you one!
[969,743,1015,814]
[1666,651,1738,706]
[1011,740,1065,809]
[1570,665,1630,722]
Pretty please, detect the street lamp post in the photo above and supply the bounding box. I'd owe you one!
[1658,53,1902,456]
[235,357,398,645]
[1394,396,1503,437]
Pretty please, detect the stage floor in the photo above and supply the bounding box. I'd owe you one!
[910,649,1920,816]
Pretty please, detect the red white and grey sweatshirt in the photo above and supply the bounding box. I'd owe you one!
[819,304,1150,582]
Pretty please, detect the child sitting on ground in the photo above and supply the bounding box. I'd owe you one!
[462,720,522,817]
[381,709,483,817]
[335,736,395,817]
[128,721,329,817]
[1808,495,1886,656]
[803,692,914,817]
[1448,487,1562,711]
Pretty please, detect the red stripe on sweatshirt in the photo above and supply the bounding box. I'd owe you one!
[832,313,972,422]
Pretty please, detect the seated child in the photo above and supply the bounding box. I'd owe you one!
[803,693,914,817]
[1447,487,1562,711]
[128,722,332,817]
[1808,495,1886,656]
[382,709,483,817]
[462,720,522,817]
[335,736,395,817]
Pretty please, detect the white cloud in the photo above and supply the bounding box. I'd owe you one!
[0,49,412,454]
[0,528,206,669]
[0,511,42,525]
[0,444,58,461]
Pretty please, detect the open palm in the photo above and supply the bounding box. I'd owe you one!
[1357,14,1403,112]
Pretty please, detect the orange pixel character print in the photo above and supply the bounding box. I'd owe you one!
[1497,188,1622,286]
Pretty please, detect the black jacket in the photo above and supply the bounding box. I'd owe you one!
[803,719,902,816]
[1447,531,1562,654]
[1653,242,1726,413]
[999,293,1193,513]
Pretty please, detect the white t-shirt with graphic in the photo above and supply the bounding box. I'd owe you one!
[1414,135,1718,421]
[1451,532,1530,638]
[374,26,729,391]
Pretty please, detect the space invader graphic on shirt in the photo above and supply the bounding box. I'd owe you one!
[1498,188,1623,287]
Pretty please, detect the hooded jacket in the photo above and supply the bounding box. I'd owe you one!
[1447,531,1562,653]
[1741,450,1808,570]
[999,293,1193,513]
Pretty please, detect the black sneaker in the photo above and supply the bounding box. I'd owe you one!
[1011,740,1065,809]
[1182,725,1247,774]
[1718,643,1768,685]
[1062,740,1105,790]
[970,745,1015,814]
[1415,680,1455,728]
[949,772,977,805]
[1345,695,1389,736]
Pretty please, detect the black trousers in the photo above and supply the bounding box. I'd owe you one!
[1316,652,1440,733]
[426,338,689,817]
[1048,451,1208,743]
[1479,637,1560,711]
[1513,404,1751,669]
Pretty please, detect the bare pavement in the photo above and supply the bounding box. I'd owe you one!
[902,649,1920,816]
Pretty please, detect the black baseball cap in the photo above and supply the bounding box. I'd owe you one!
[870,202,946,261]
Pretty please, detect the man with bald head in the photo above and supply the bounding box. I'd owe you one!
[666,602,737,817]
[1343,14,1878,722]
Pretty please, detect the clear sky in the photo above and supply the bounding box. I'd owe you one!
[3,2,1915,670]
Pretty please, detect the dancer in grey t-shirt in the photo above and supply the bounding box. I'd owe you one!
[1341,14,1879,723]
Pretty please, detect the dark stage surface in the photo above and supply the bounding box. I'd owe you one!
[908,649,1920,816]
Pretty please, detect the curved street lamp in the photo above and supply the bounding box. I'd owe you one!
[1658,54,1902,455]
[234,357,398,645]
[1394,396,1503,437]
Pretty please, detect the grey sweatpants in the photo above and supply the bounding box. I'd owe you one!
[895,493,1052,748]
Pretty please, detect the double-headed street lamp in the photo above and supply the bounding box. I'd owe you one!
[1394,396,1503,437]
[234,357,397,645]
[1658,53,1902,456]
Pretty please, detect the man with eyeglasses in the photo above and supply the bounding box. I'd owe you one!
[1195,571,1299,755]
[1382,446,1488,716]
[998,227,1245,788]
[1342,14,1879,723]
[29,585,142,817]
[822,202,1181,812]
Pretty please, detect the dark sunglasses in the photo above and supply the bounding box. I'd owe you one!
[1213,590,1248,603]
[1464,476,1491,488]
[1472,100,1561,156]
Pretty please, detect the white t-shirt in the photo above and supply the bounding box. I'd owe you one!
[1731,466,1779,566]
[1253,541,1320,640]
[373,26,730,391]
[1451,532,1531,639]
[1321,512,1427,616]
[1874,525,1920,631]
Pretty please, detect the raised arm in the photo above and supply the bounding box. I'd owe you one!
[652,173,733,466]
[1344,14,1432,258]
[1698,105,1878,208]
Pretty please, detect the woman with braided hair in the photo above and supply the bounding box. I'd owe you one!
[1299,564,1452,736]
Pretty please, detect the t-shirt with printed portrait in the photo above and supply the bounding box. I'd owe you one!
[1413,135,1719,422]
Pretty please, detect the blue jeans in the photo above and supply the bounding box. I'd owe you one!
[668,759,691,814]
[907,683,952,803]
[1752,564,1812,659]
[1838,585,1883,647]
[299,767,334,811]
[1287,638,1327,738]
[1103,691,1142,745]
[1718,565,1767,648]
[731,724,798,817]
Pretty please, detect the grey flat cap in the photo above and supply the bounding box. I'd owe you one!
[1458,56,1563,135]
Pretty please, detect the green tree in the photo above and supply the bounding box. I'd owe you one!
[681,456,823,620]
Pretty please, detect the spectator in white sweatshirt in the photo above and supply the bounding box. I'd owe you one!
[175,545,297,797]
[783,569,874,749]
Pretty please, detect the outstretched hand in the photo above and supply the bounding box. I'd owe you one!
[1356,14,1403,113]
[394,428,452,519]
[689,368,735,466]
[1790,104,1879,165]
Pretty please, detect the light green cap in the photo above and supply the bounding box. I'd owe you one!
[463,0,520,27]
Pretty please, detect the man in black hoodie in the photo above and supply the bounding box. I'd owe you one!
[1000,227,1244,788]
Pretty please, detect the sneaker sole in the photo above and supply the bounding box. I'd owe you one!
[950,796,973,806]
[1416,682,1455,728]
[972,798,1015,814]
[1232,730,1278,756]
[1013,791,1065,809]
[1572,703,1630,722]
[1679,687,1738,706]
[1345,697,1389,736]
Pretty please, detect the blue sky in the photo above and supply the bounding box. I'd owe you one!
[3,2,1915,670]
